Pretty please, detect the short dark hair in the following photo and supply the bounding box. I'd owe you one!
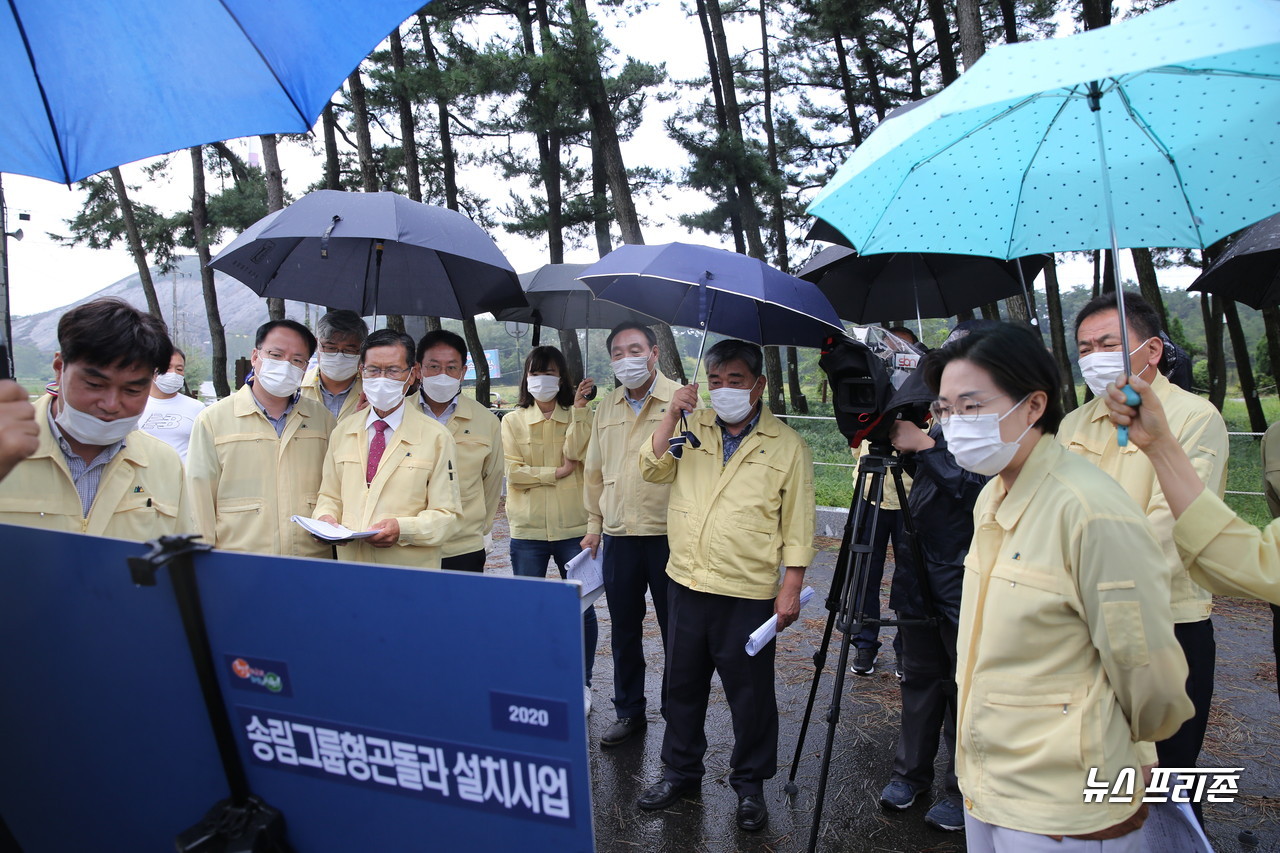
[316,310,369,345]
[705,338,763,379]
[886,325,919,344]
[605,321,657,353]
[171,346,186,364]
[58,297,173,373]
[255,319,317,357]
[1074,290,1160,343]
[518,346,575,409]
[416,329,469,365]
[361,329,416,367]
[922,322,1064,435]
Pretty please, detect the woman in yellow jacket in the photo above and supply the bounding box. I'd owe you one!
[502,346,598,706]
[923,323,1192,850]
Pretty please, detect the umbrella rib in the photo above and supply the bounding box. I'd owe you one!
[214,0,311,127]
[7,0,73,184]
[1114,80,1207,249]
[1007,92,1078,260]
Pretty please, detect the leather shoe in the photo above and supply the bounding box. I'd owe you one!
[736,793,768,832]
[637,777,700,811]
[600,716,647,748]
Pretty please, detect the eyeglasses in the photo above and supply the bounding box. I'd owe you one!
[264,351,311,370]
[320,345,361,356]
[360,366,410,379]
[930,393,1006,424]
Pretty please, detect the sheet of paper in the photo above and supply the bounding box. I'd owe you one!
[1141,800,1214,852]
[565,545,604,598]
[745,586,816,656]
[290,515,379,542]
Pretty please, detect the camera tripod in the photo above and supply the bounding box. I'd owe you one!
[784,441,939,853]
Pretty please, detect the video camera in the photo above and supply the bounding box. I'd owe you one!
[819,327,931,449]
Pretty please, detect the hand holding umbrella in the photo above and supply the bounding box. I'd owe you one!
[655,383,703,460]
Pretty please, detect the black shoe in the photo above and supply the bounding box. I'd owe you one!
[637,777,700,811]
[850,647,876,676]
[601,716,647,747]
[736,793,768,832]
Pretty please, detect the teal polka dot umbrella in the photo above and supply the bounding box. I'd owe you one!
[808,0,1280,441]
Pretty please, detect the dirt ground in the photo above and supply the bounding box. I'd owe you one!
[485,507,1280,853]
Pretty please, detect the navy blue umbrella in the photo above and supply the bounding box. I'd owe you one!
[0,0,426,184]
[210,190,526,320]
[578,243,843,353]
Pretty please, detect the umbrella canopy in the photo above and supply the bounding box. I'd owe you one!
[578,243,843,349]
[0,0,425,184]
[209,190,526,320]
[1189,212,1280,310]
[796,245,1050,324]
[494,263,660,330]
[808,0,1280,260]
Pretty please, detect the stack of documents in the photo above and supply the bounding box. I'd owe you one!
[565,546,605,613]
[746,586,816,656]
[291,516,379,542]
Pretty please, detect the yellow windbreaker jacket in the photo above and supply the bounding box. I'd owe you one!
[501,403,591,541]
[186,385,334,558]
[957,436,1192,836]
[583,374,680,537]
[300,369,363,424]
[313,404,462,569]
[0,395,188,540]
[428,395,502,558]
[639,406,817,599]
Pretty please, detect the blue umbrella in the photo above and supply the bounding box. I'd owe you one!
[210,190,526,320]
[578,243,843,357]
[0,0,426,184]
[808,0,1280,441]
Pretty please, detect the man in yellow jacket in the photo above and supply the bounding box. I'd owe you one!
[0,297,187,539]
[635,339,816,834]
[315,329,462,569]
[581,321,681,748]
[1058,291,1227,816]
[186,319,334,558]
[415,330,502,573]
[299,310,367,424]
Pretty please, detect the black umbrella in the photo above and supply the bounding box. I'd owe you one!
[210,190,527,320]
[795,245,1050,330]
[1189,212,1280,310]
[494,263,660,330]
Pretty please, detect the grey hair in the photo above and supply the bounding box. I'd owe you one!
[705,338,763,378]
[316,310,369,345]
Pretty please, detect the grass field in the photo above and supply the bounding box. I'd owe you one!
[782,388,1279,529]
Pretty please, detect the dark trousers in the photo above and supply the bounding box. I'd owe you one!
[509,537,599,685]
[891,618,959,797]
[853,507,906,655]
[441,548,486,573]
[1156,618,1215,825]
[1272,604,1280,705]
[661,582,777,796]
[602,534,670,718]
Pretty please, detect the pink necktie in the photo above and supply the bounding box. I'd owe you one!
[367,420,389,484]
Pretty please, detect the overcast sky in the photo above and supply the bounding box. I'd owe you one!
[2,2,1197,319]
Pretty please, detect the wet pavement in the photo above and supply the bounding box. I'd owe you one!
[485,507,1280,852]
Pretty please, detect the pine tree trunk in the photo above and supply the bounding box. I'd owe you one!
[1201,293,1226,410]
[590,133,611,257]
[1223,299,1267,432]
[109,168,163,319]
[390,27,422,203]
[1129,248,1168,330]
[322,104,341,190]
[559,328,584,384]
[998,0,1018,41]
[832,31,864,145]
[925,0,959,84]
[347,70,378,193]
[955,0,985,71]
[260,135,287,322]
[1043,258,1078,413]
[190,147,229,398]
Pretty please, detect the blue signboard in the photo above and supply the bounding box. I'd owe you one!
[0,524,228,853]
[0,524,595,852]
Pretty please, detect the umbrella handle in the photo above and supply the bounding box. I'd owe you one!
[1116,384,1141,447]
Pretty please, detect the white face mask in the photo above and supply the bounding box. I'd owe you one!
[940,395,1035,476]
[318,351,360,382]
[254,357,305,398]
[526,375,561,403]
[611,354,653,390]
[363,376,409,412]
[420,373,462,404]
[710,386,755,424]
[1078,339,1153,397]
[153,372,185,395]
[55,398,140,446]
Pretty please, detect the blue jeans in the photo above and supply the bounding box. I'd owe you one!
[509,537,599,686]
